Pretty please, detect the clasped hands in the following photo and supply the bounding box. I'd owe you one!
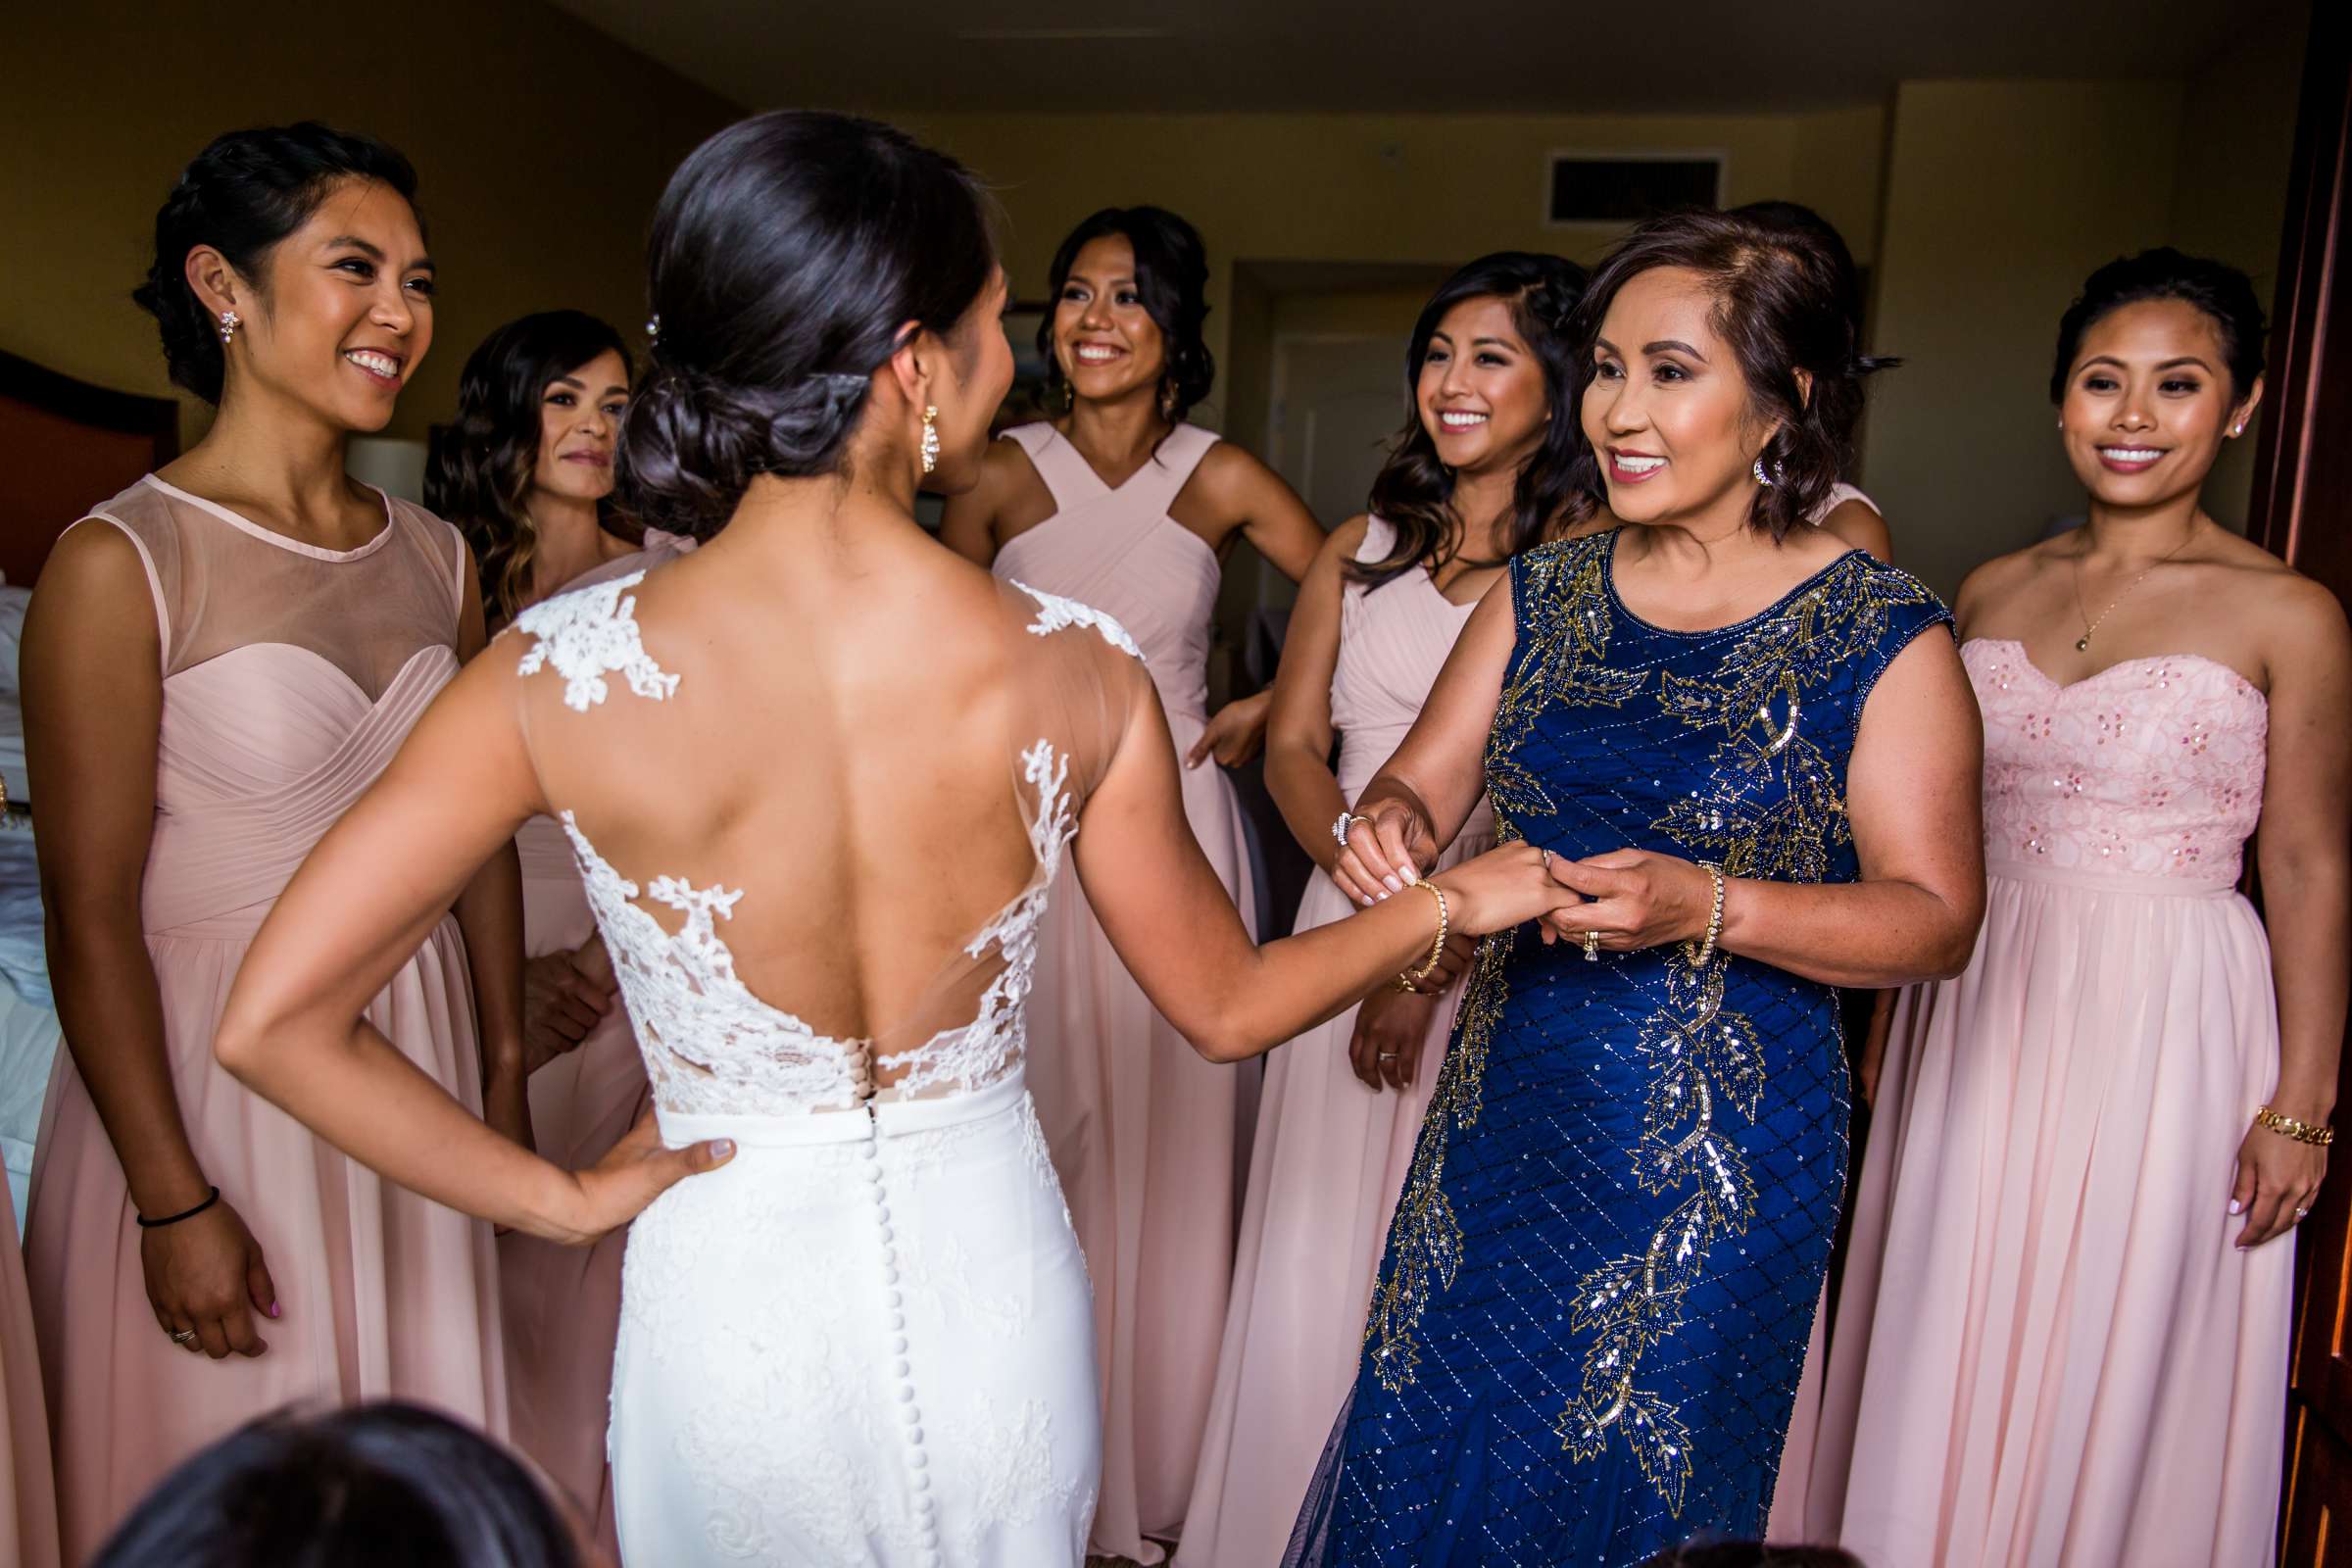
[1333,798,1721,955]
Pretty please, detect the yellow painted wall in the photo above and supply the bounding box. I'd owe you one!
[1,0,742,445]
[2169,0,2311,528]
[902,106,1890,435]
[1860,80,2187,599]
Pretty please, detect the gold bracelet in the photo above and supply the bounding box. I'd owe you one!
[1398,881,1448,989]
[2255,1105,2335,1148]
[1680,861,1726,968]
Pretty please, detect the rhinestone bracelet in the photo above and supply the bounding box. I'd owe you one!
[1681,861,1726,968]
[1398,881,1448,989]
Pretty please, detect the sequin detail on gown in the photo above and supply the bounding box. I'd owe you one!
[1290,532,1950,1566]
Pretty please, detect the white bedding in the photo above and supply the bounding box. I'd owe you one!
[0,588,53,1233]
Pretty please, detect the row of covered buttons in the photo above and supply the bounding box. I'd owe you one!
[860,1082,943,1568]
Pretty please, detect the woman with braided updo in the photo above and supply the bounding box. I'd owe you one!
[1284,208,1984,1564]
[206,111,1586,1566]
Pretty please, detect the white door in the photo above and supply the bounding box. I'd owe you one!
[1270,334,1408,538]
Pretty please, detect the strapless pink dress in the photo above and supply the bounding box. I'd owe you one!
[1179,519,1493,1567]
[993,422,1256,1563]
[1804,639,2288,1566]
[25,476,507,1559]
[497,528,695,1552]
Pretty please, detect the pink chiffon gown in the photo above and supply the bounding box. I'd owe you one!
[496,528,694,1554]
[26,475,507,1560]
[1178,518,1492,1568]
[1767,480,1881,1539]
[1803,638,2288,1566]
[992,421,1256,1563]
[0,1181,58,1568]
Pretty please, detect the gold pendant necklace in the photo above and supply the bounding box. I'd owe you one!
[2070,527,2197,653]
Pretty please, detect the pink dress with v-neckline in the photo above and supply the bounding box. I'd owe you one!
[24,476,507,1560]
[1800,636,2288,1565]
[1179,517,1493,1568]
[993,421,1257,1563]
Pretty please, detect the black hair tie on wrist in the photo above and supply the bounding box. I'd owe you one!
[136,1186,220,1230]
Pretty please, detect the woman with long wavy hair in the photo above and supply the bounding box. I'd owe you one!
[941,204,1327,1563]
[1181,251,1588,1568]
[427,309,697,1551]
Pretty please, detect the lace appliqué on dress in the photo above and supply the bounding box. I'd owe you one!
[513,569,679,712]
[563,812,867,1115]
[1009,579,1146,662]
[564,738,1078,1117]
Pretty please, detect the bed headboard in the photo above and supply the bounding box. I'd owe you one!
[0,350,181,588]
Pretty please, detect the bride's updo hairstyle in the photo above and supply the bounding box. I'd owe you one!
[622,111,997,538]
[1567,207,1893,539]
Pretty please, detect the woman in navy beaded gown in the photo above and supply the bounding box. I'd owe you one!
[1288,211,1988,1566]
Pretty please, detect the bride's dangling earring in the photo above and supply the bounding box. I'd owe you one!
[219,309,240,346]
[920,405,941,475]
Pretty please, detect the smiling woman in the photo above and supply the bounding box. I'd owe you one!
[1810,249,2352,1567]
[18,122,514,1561]
[1285,208,1983,1565]
[939,203,1330,1564]
[428,311,642,628]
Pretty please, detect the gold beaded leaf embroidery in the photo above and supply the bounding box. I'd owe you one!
[1555,552,1937,1515]
[1367,535,1641,1394]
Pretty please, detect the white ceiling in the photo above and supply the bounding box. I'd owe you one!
[551,0,2272,116]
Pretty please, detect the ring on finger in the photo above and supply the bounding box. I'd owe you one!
[169,1327,197,1347]
[1581,929,1601,962]
[1332,811,1373,852]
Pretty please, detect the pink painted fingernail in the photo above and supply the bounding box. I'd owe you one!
[268,1304,280,1319]
[710,1139,736,1159]
[2229,1200,2243,1214]
[1384,875,1403,894]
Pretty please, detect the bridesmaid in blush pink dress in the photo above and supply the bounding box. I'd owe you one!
[21,127,513,1561]
[428,310,694,1549]
[1807,251,2346,1566]
[942,206,1325,1562]
[1179,253,1587,1568]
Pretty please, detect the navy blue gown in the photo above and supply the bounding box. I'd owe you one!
[1288,530,1951,1566]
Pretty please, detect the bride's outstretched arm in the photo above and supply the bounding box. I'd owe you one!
[1072,635,1576,1064]
[1325,576,1513,906]
[212,654,730,1245]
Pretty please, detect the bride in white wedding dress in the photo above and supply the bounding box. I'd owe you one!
[211,111,1583,1567]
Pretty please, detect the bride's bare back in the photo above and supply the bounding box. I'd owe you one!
[513,514,1145,1105]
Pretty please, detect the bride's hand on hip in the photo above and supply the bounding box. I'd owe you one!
[1334,798,1438,907]
[1539,849,1714,953]
[548,1108,736,1246]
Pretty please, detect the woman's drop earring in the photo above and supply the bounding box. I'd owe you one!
[219,310,240,346]
[920,406,941,475]
[1751,455,1776,487]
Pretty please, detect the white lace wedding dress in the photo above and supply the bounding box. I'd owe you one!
[510,572,1143,1566]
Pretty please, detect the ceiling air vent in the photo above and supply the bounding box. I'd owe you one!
[1545,154,1724,225]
